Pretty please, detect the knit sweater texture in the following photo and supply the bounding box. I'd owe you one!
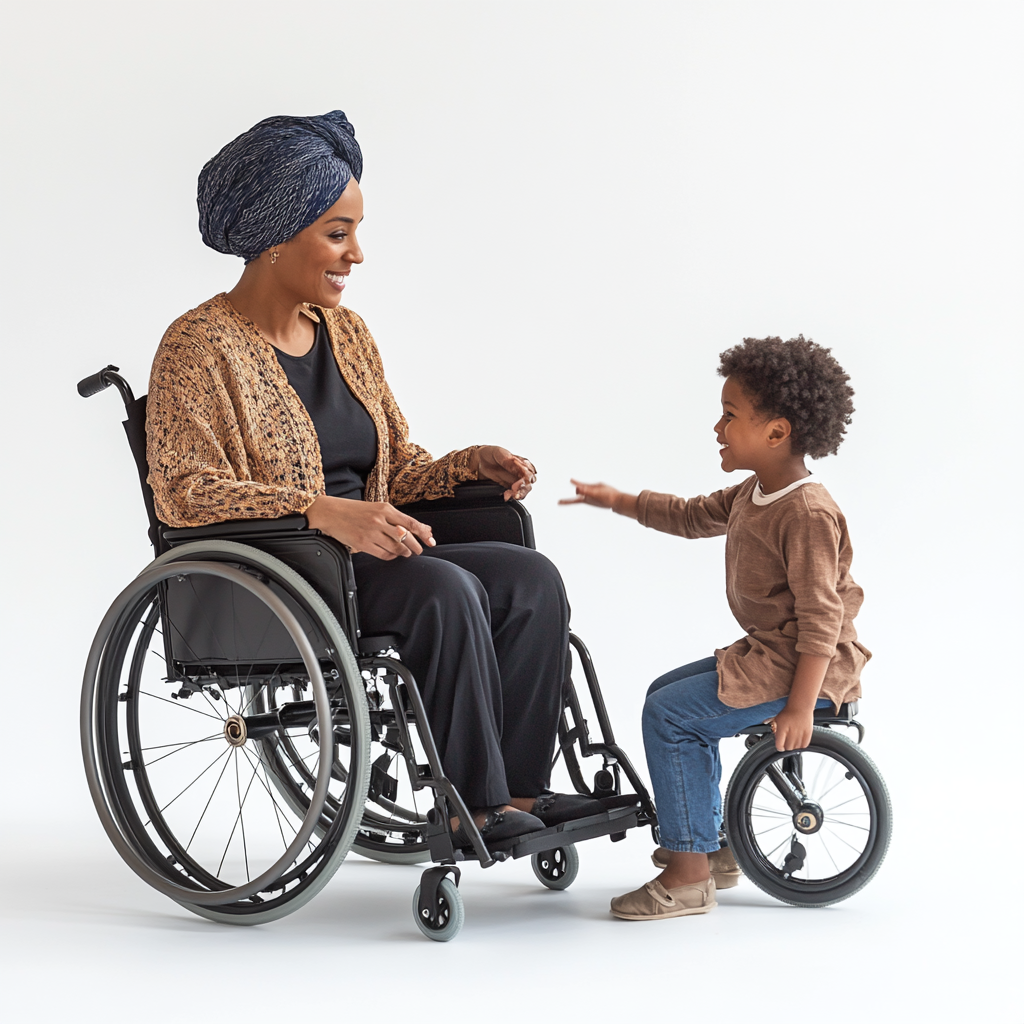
[637,477,869,711]
[146,293,478,528]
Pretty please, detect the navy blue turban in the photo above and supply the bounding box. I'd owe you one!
[197,110,363,262]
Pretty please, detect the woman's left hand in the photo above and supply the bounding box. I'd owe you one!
[470,446,537,501]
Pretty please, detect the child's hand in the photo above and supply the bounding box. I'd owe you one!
[560,479,639,517]
[560,479,619,509]
[764,706,814,752]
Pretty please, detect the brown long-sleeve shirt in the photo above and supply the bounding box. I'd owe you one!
[637,476,869,710]
[146,293,479,528]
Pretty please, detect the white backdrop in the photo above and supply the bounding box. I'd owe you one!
[1,2,1020,1020]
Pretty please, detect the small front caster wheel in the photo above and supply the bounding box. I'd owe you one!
[412,877,464,942]
[531,844,579,890]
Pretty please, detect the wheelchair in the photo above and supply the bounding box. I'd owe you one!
[79,364,891,939]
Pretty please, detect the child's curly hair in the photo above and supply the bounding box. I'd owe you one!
[717,336,855,459]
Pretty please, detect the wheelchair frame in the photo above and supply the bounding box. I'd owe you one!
[78,365,657,939]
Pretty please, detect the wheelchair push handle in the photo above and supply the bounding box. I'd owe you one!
[77,364,136,408]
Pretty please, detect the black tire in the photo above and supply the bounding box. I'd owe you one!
[724,727,891,908]
[81,541,371,925]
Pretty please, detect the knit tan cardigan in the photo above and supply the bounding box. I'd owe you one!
[146,293,478,528]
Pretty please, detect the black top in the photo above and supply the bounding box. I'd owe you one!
[273,316,378,501]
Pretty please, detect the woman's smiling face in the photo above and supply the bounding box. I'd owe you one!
[274,177,364,308]
[714,376,784,472]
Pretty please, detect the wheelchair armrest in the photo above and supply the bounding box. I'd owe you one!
[397,483,535,549]
[160,514,312,545]
[405,481,506,507]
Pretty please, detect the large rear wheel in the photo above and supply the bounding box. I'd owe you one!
[81,541,371,924]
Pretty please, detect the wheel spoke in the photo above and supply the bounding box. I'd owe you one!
[823,825,865,855]
[817,830,842,874]
[138,689,223,722]
[823,793,868,813]
[824,818,870,832]
[763,832,795,860]
[235,746,250,882]
[810,751,827,795]
[275,735,320,789]
[141,733,224,767]
[239,746,298,848]
[217,750,261,877]
[199,687,228,722]
[750,805,791,817]
[812,756,840,799]
[815,772,853,805]
[217,751,241,875]
[753,821,790,837]
[137,734,223,754]
[185,749,235,851]
[146,744,231,827]
[239,671,281,717]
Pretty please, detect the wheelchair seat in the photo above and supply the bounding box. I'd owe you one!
[813,701,859,723]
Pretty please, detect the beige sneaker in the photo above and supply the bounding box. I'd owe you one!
[611,876,717,920]
[650,846,742,889]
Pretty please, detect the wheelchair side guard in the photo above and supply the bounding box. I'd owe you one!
[417,865,462,927]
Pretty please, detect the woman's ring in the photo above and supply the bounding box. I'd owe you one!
[399,529,409,543]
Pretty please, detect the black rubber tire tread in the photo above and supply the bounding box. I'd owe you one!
[149,541,372,925]
[724,727,891,908]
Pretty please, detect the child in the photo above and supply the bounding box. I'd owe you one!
[562,336,869,921]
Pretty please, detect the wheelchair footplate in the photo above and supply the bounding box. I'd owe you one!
[456,804,641,862]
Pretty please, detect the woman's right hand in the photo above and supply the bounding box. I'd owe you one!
[559,479,639,518]
[304,495,435,559]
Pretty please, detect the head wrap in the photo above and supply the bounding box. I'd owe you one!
[197,110,362,262]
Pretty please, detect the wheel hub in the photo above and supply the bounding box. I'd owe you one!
[224,715,247,747]
[793,801,824,834]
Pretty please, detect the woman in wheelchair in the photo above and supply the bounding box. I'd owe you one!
[145,110,606,848]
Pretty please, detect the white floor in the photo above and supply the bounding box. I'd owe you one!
[2,817,1016,1024]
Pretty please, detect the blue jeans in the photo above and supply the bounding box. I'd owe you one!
[642,656,830,853]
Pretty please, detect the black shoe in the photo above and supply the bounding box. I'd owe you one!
[452,807,545,849]
[530,791,606,826]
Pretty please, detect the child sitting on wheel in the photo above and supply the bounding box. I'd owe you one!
[562,336,869,921]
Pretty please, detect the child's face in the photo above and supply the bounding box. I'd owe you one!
[715,377,789,472]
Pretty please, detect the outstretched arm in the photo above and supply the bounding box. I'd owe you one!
[559,479,639,517]
[562,479,739,538]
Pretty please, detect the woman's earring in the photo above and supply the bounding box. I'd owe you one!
[270,250,280,264]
